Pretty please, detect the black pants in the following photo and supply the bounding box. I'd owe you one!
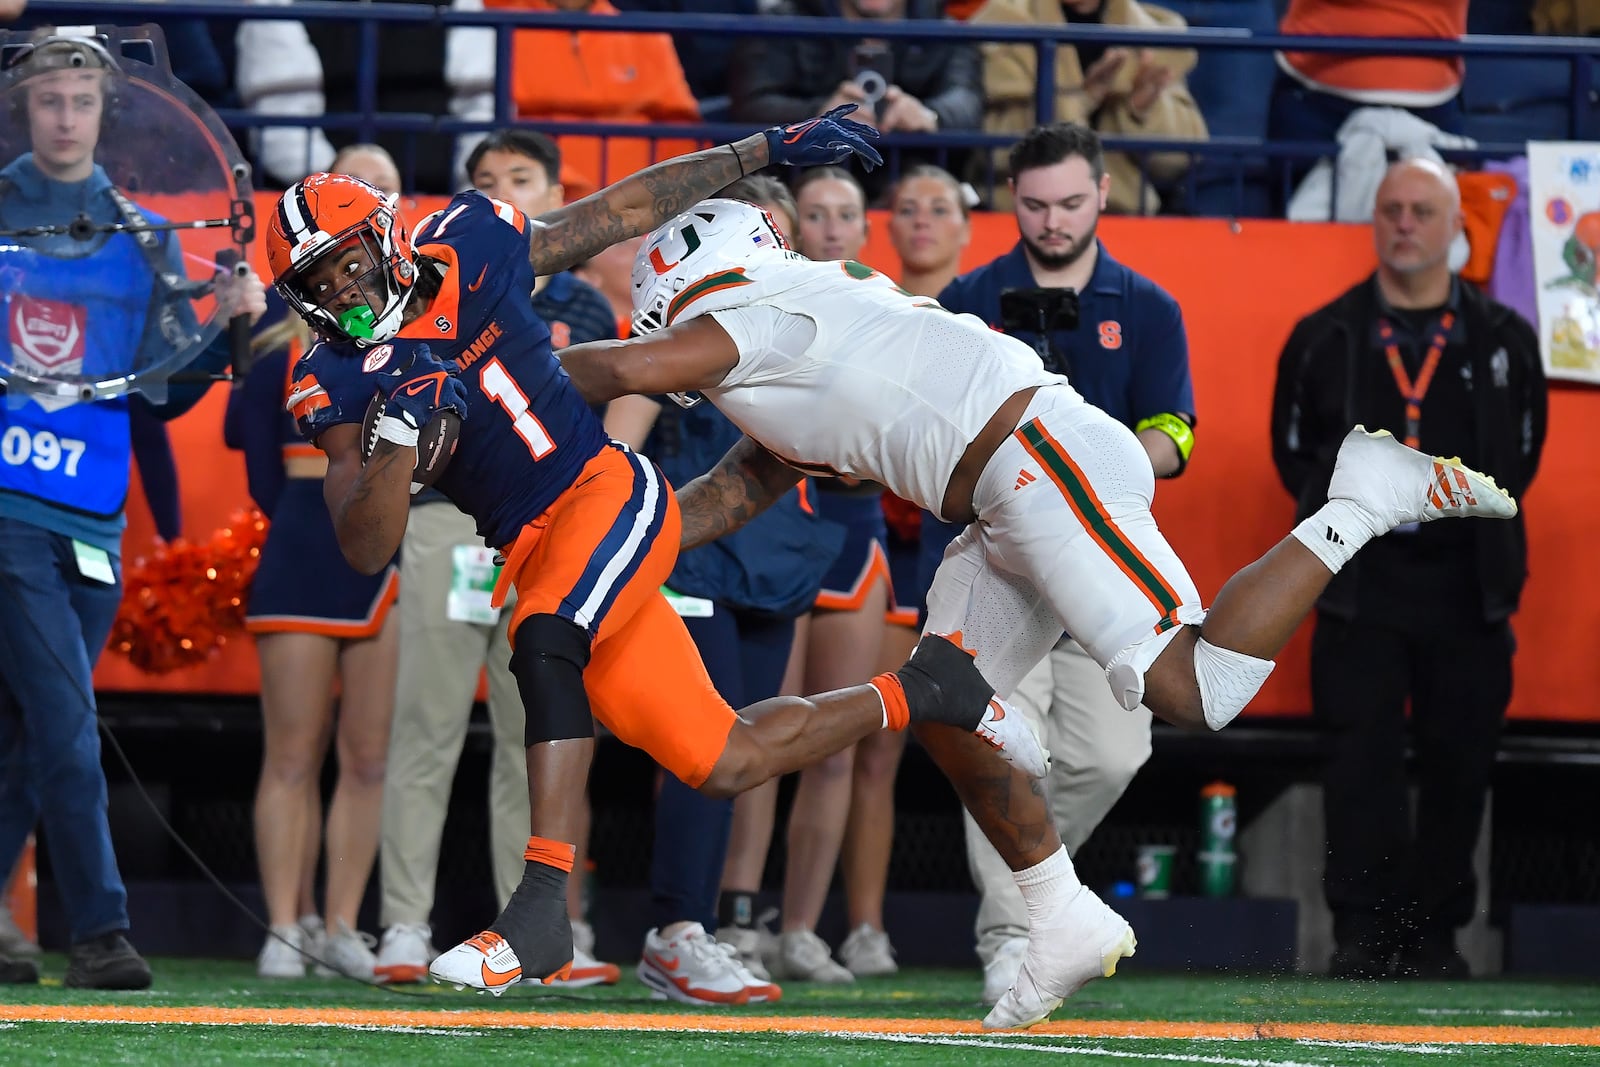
[1312,612,1513,949]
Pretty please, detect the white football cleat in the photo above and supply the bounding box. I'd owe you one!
[982,885,1136,1031]
[975,696,1051,779]
[1330,426,1516,528]
[430,929,571,995]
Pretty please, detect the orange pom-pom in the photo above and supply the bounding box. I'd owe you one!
[110,509,270,674]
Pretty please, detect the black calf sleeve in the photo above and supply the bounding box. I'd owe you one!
[511,614,595,747]
[899,634,995,730]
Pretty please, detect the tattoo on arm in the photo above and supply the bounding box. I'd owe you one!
[677,437,802,550]
[528,135,769,277]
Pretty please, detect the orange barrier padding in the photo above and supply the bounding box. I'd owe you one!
[91,196,1600,722]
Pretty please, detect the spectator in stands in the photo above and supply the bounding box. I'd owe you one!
[606,174,836,1005]
[1271,159,1546,980]
[1268,0,1468,207]
[611,0,758,113]
[236,0,490,193]
[727,0,982,202]
[0,31,265,989]
[371,129,622,989]
[480,0,701,194]
[968,0,1208,214]
[930,123,1190,1004]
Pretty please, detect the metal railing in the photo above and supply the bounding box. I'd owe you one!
[28,0,1600,216]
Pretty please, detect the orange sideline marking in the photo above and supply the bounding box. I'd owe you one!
[0,1005,1597,1045]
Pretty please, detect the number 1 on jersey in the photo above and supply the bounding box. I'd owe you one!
[480,358,556,459]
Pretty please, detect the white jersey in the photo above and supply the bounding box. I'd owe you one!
[689,255,1076,519]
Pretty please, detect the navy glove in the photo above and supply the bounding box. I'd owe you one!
[765,104,884,172]
[385,345,469,436]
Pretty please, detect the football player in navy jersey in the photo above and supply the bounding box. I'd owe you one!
[264,110,1046,999]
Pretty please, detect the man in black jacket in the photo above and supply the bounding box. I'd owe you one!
[729,0,980,200]
[1271,159,1547,981]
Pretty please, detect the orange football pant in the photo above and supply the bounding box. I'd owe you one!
[491,445,736,787]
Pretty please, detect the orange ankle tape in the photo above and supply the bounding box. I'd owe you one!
[870,673,910,731]
[524,836,576,873]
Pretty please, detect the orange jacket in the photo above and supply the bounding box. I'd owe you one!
[1280,0,1467,104]
[483,0,702,189]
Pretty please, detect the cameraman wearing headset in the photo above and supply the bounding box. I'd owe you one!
[0,29,265,988]
[921,122,1195,1005]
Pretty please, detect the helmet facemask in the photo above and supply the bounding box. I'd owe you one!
[271,185,417,346]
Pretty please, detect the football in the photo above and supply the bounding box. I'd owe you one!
[360,391,461,493]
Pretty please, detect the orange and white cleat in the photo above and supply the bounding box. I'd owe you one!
[428,929,571,996]
[973,695,1051,779]
[1330,426,1517,528]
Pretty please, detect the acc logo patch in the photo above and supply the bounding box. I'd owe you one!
[361,344,394,373]
[1098,321,1122,350]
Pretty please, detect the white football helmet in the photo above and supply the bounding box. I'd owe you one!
[630,198,792,338]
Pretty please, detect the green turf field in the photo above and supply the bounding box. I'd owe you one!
[3,958,1597,1065]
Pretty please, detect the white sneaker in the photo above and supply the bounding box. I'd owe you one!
[374,922,433,985]
[983,885,1136,1030]
[975,696,1051,779]
[637,922,758,1005]
[714,925,773,981]
[257,923,307,979]
[314,920,378,982]
[716,940,783,1003]
[982,937,1028,1006]
[298,914,326,960]
[571,918,596,956]
[837,923,898,977]
[1330,426,1517,528]
[548,945,621,988]
[772,930,854,984]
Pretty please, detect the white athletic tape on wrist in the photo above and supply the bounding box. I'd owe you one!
[375,413,419,448]
[1193,637,1275,732]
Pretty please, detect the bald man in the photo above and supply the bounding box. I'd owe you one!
[1270,158,1547,981]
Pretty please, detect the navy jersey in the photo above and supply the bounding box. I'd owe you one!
[290,192,610,549]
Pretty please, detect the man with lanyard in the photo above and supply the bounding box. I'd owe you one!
[0,30,266,987]
[1271,158,1545,980]
[924,122,1196,1005]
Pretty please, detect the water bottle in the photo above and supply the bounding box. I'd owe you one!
[1199,781,1237,897]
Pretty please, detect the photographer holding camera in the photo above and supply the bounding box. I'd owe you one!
[728,0,980,201]
[920,123,1194,1004]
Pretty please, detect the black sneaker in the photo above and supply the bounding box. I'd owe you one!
[0,952,39,984]
[64,932,152,990]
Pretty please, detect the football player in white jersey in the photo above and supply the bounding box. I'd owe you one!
[558,199,1519,1030]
